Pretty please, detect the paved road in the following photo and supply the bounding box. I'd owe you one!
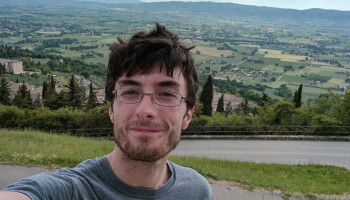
[173,140,350,169]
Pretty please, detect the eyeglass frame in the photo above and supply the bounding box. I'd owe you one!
[111,89,187,107]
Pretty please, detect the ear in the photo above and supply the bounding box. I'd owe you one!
[109,104,114,123]
[181,107,194,130]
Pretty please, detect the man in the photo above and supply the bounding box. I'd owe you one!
[0,23,213,199]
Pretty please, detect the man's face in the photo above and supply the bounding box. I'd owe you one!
[109,64,194,162]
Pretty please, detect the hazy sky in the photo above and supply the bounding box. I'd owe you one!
[142,0,350,11]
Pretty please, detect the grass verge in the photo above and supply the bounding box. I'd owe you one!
[1,129,350,196]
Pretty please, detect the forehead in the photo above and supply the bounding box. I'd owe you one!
[116,66,187,91]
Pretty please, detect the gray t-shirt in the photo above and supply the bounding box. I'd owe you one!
[4,156,213,200]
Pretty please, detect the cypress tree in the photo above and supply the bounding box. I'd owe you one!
[49,75,55,95]
[42,81,48,99]
[293,84,303,108]
[0,78,11,105]
[216,94,224,113]
[200,75,213,116]
[43,76,59,109]
[87,82,99,109]
[0,63,5,75]
[67,75,84,109]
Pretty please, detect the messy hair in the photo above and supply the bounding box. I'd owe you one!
[106,23,199,109]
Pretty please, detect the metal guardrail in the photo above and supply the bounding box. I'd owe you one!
[182,126,350,136]
[54,128,113,137]
[53,126,350,137]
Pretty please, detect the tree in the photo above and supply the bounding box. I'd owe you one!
[42,81,48,99]
[87,82,99,109]
[43,76,59,109]
[258,93,270,108]
[33,94,42,108]
[199,75,213,116]
[193,100,203,118]
[0,63,6,75]
[235,98,251,116]
[12,81,33,109]
[0,78,11,105]
[66,74,85,109]
[216,94,224,113]
[273,100,295,125]
[224,101,233,117]
[49,75,55,95]
[293,84,303,108]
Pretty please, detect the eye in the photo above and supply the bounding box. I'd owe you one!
[157,90,177,98]
[120,89,140,96]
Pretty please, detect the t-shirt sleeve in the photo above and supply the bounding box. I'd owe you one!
[3,172,73,200]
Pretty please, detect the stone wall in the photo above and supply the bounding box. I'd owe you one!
[0,58,24,74]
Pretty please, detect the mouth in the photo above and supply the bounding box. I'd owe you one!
[129,127,164,135]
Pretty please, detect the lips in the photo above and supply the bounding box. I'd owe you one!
[126,120,169,136]
[128,126,164,135]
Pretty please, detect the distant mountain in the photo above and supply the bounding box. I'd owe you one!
[116,2,350,28]
[78,0,142,3]
[1,0,348,28]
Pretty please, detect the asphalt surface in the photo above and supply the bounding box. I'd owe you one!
[173,140,350,169]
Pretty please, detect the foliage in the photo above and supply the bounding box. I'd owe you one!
[42,81,48,99]
[274,84,293,98]
[0,77,11,105]
[235,98,252,116]
[199,75,213,116]
[193,100,203,118]
[86,82,99,109]
[292,84,303,108]
[216,94,224,113]
[0,104,112,132]
[66,75,86,109]
[257,93,271,107]
[12,81,33,109]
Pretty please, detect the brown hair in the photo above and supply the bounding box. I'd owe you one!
[106,23,199,109]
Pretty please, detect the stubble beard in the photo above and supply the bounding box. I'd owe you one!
[114,120,181,162]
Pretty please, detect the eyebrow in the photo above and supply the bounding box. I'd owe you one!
[157,80,181,88]
[118,79,141,86]
[118,79,180,87]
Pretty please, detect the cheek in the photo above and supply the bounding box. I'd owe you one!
[165,108,186,126]
[112,104,134,122]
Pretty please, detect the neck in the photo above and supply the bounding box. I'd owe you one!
[107,146,171,189]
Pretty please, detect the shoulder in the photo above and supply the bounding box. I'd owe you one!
[3,157,104,200]
[169,161,207,183]
[169,161,213,198]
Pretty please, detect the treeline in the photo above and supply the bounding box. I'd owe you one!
[1,75,349,136]
[212,77,265,102]
[0,45,106,77]
[36,38,78,51]
[70,45,99,51]
[0,104,112,132]
[0,76,100,110]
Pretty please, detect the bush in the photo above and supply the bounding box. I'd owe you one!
[0,105,26,128]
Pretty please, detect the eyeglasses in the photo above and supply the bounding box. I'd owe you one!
[112,88,187,107]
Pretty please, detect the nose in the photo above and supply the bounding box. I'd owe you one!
[134,93,157,119]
